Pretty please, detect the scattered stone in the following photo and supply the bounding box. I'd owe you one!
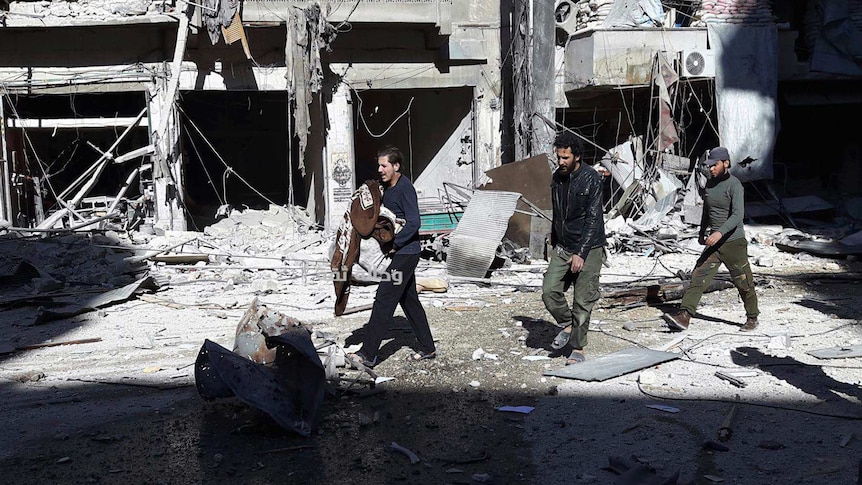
[14,370,46,383]
[31,277,63,293]
[754,256,773,267]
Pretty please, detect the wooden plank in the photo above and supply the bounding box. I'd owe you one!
[9,117,147,129]
[0,337,102,355]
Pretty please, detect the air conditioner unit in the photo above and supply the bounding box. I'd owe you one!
[555,0,578,35]
[680,49,716,78]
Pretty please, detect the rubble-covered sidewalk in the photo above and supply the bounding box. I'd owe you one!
[1,202,861,483]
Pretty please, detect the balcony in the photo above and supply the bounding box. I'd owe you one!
[242,0,452,34]
[563,27,708,90]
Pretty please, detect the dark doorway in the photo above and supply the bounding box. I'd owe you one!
[2,92,150,227]
[178,91,303,230]
[351,87,474,188]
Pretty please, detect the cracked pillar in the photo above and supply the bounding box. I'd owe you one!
[322,84,356,232]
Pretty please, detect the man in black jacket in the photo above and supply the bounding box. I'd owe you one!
[543,131,606,365]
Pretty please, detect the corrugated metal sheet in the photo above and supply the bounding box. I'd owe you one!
[543,347,679,381]
[445,190,521,279]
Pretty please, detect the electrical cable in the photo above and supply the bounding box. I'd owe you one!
[181,117,224,206]
[637,380,862,420]
[1,90,63,212]
[354,91,414,138]
[333,0,361,33]
[177,105,280,209]
[686,78,719,138]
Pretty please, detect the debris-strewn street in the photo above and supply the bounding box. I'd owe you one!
[1,214,860,484]
[2,0,861,483]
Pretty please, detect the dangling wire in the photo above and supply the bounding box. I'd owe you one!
[177,105,279,207]
[181,116,224,206]
[1,90,62,210]
[408,104,414,177]
[222,168,231,205]
[354,90,415,138]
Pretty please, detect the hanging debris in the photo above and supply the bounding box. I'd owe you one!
[284,3,338,175]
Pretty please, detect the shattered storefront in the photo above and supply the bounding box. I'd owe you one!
[0,1,502,235]
[548,0,862,256]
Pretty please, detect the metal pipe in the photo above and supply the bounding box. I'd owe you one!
[6,211,118,233]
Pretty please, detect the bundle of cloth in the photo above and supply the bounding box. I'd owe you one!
[330,180,402,316]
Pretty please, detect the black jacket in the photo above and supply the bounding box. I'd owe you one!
[550,163,606,260]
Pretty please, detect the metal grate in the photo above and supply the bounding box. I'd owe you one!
[445,190,521,279]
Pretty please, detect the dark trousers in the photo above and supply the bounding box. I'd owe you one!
[541,246,605,350]
[681,237,759,318]
[360,253,435,359]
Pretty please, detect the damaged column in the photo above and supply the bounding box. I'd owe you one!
[323,84,357,232]
[148,89,186,231]
[148,4,192,232]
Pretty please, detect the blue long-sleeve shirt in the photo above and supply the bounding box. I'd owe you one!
[383,175,421,254]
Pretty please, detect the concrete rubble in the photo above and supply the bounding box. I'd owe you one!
[1,177,861,481]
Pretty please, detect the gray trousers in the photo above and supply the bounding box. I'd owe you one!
[541,246,604,350]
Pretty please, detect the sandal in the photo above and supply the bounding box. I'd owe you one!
[346,352,378,369]
[551,325,573,350]
[565,350,586,366]
[408,350,436,362]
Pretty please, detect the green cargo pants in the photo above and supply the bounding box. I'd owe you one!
[542,245,605,350]
[681,237,759,318]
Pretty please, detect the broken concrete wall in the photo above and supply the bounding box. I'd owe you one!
[555,0,775,31]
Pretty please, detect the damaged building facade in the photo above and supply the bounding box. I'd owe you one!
[0,0,501,234]
[549,0,862,227]
[1,0,860,239]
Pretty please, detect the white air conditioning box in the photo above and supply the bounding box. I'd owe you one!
[555,0,579,35]
[680,49,716,78]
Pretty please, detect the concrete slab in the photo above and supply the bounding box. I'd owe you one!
[543,347,679,381]
[807,345,862,359]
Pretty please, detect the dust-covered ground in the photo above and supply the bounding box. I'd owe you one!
[1,229,861,484]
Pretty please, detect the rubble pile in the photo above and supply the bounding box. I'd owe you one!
[574,0,615,31]
[121,204,333,298]
[200,204,326,266]
[563,0,779,29]
[7,0,160,20]
[0,231,140,289]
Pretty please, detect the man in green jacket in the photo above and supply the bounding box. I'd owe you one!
[663,146,759,332]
